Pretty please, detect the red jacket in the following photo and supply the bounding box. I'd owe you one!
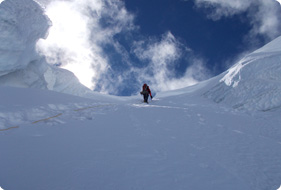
[142,84,152,97]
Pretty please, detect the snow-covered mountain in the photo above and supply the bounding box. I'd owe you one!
[1,0,281,190]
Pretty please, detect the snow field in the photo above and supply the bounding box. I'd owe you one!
[1,86,281,190]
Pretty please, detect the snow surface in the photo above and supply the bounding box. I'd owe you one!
[1,84,281,190]
[1,0,281,189]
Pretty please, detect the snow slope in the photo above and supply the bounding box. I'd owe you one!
[0,84,281,190]
[204,36,281,112]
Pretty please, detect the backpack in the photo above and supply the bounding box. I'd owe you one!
[141,84,149,95]
[143,84,148,91]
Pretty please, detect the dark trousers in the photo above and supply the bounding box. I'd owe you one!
[143,94,149,102]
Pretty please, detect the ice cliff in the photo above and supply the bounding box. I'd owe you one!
[0,0,94,97]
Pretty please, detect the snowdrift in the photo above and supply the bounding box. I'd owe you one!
[204,36,281,111]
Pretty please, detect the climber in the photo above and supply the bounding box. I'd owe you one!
[140,83,153,103]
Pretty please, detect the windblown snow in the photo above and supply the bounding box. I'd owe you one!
[0,0,281,190]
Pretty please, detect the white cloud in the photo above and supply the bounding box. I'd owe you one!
[194,0,281,40]
[37,0,105,89]
[36,0,135,90]
[133,32,209,92]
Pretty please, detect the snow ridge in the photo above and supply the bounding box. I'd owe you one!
[204,36,281,111]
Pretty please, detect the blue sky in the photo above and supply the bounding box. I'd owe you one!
[37,0,281,96]
[124,0,254,72]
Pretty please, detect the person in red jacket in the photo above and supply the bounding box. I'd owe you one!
[140,83,153,103]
